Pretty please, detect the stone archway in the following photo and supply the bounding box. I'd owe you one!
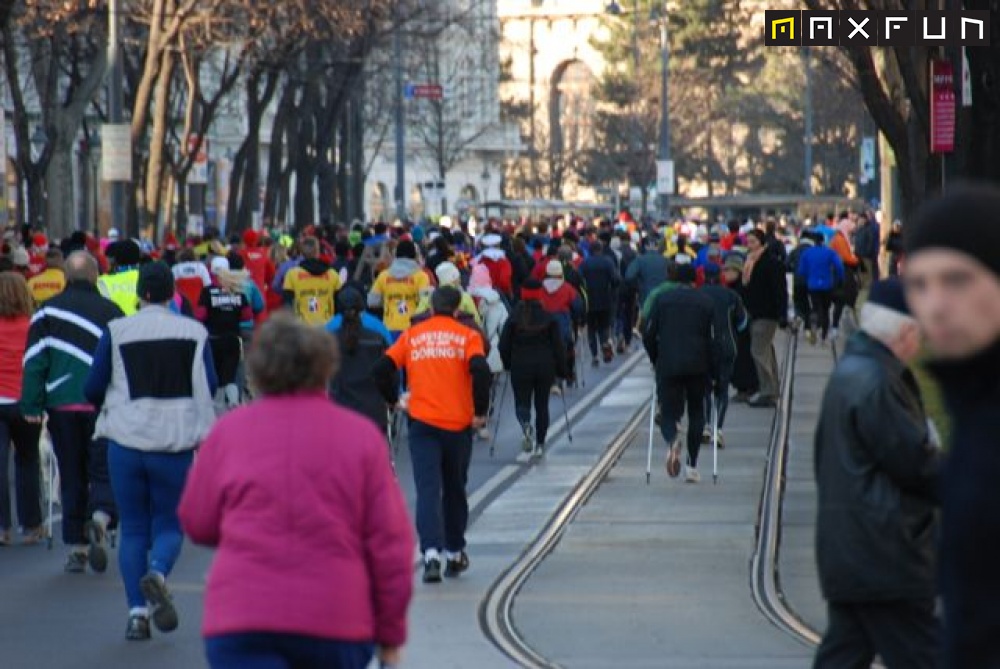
[548,59,596,199]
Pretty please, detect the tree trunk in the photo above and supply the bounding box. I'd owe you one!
[264,82,294,226]
[144,49,176,230]
[45,138,76,237]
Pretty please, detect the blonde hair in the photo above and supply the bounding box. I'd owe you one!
[0,271,34,317]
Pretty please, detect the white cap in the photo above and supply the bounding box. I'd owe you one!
[481,233,502,247]
[439,215,453,230]
[435,261,461,286]
[107,228,119,240]
[210,256,230,275]
[546,260,563,278]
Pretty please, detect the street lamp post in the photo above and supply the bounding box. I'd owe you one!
[480,164,491,212]
[89,131,101,238]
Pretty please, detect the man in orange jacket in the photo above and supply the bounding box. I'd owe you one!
[829,213,861,339]
[372,286,491,584]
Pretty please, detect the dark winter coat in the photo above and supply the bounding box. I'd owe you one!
[579,253,620,313]
[742,250,788,322]
[814,332,940,604]
[498,302,568,379]
[642,286,716,379]
[625,250,668,305]
[328,320,390,431]
[699,284,748,364]
[930,339,1000,669]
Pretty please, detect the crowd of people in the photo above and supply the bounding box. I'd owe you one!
[0,181,995,668]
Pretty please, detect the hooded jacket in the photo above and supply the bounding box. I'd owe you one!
[282,258,341,326]
[368,258,431,332]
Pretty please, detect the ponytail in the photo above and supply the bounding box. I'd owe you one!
[341,308,362,354]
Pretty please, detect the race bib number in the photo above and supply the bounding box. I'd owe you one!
[308,296,319,313]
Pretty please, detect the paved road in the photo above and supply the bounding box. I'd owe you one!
[512,334,827,668]
[0,340,641,669]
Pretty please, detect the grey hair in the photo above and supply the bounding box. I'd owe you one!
[859,303,917,343]
[65,251,99,284]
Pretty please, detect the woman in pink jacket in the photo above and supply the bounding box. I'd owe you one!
[179,313,414,669]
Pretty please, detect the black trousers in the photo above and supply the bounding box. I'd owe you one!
[808,290,833,339]
[46,410,116,544]
[814,599,939,669]
[511,366,556,445]
[0,405,42,531]
[657,374,708,468]
[587,310,612,357]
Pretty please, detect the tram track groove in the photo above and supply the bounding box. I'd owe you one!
[479,331,834,667]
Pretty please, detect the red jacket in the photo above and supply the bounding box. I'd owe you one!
[240,247,276,306]
[0,316,29,400]
[179,394,414,645]
[479,256,513,297]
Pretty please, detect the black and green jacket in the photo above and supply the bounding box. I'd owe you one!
[20,280,125,417]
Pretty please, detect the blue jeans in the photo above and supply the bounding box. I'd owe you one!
[408,419,472,554]
[205,633,374,669]
[107,442,193,609]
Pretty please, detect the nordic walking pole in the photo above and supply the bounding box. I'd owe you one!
[646,391,656,485]
[712,394,719,485]
[559,385,573,443]
[489,373,509,457]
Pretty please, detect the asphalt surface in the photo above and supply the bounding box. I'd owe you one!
[0,339,641,669]
[512,333,828,668]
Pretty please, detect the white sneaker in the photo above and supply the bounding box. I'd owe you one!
[550,384,562,396]
[684,466,701,483]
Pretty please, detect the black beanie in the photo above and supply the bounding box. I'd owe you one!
[867,278,911,317]
[137,261,174,303]
[905,182,1000,277]
[396,240,417,259]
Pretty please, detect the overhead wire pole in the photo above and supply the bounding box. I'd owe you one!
[107,0,128,237]
[802,45,813,196]
[657,6,670,218]
[393,0,406,221]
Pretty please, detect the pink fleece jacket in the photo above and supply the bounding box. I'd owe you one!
[179,393,414,645]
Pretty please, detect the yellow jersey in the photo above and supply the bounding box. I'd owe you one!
[28,268,66,304]
[282,264,341,325]
[371,268,431,332]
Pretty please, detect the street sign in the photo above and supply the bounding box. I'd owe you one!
[187,134,209,185]
[930,59,956,154]
[406,83,444,100]
[101,124,132,182]
[962,47,973,107]
[859,136,876,184]
[656,160,675,195]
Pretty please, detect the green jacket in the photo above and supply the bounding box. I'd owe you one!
[20,281,125,416]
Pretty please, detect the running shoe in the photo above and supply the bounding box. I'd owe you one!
[444,551,470,578]
[85,519,108,573]
[602,342,614,363]
[140,571,178,632]
[64,551,87,573]
[666,438,682,478]
[684,466,701,484]
[521,423,535,453]
[126,614,151,641]
[423,556,442,584]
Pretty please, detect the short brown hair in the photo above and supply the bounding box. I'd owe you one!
[0,271,34,317]
[300,237,319,258]
[247,313,339,396]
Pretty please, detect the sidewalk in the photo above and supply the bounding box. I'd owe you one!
[778,339,837,635]
[511,335,827,667]
[399,352,656,668]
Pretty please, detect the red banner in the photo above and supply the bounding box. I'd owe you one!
[930,59,956,154]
